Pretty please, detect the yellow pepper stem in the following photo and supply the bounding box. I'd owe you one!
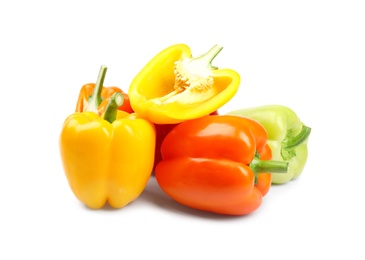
[86,65,107,113]
[102,92,124,123]
[193,44,223,70]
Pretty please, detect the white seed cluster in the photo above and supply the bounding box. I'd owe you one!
[173,59,213,93]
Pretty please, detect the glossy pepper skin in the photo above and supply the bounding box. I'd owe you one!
[59,66,156,209]
[227,105,311,184]
[152,110,219,171]
[155,115,288,216]
[128,44,240,124]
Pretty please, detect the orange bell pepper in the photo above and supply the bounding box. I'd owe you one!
[155,115,288,216]
[75,69,133,114]
[152,110,219,172]
[128,44,240,124]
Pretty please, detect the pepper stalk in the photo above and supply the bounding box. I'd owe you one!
[103,92,124,123]
[85,65,123,123]
[281,125,311,160]
[158,44,223,103]
[85,65,107,114]
[249,157,289,184]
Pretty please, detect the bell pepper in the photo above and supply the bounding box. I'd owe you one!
[152,110,219,172]
[75,71,133,114]
[153,123,177,171]
[59,65,156,209]
[227,105,311,184]
[155,115,288,216]
[128,44,240,124]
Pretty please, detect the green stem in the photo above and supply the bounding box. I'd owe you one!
[282,125,311,149]
[86,65,107,113]
[193,44,223,70]
[103,92,124,123]
[250,157,288,174]
[249,157,288,184]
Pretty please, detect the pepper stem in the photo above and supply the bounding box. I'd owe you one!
[193,44,223,70]
[249,157,288,183]
[282,125,311,149]
[250,157,288,174]
[86,65,107,113]
[102,92,124,123]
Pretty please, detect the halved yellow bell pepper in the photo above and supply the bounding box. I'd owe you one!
[59,66,156,209]
[128,44,241,124]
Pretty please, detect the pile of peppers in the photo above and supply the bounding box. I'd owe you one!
[59,44,311,215]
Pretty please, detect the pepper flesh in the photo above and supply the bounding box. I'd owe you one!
[155,115,288,215]
[227,105,311,184]
[128,44,240,124]
[59,66,156,209]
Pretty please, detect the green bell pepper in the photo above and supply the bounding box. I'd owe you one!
[227,105,311,184]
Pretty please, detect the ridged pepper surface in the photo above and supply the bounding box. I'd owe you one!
[227,105,311,184]
[59,66,155,209]
[155,115,288,215]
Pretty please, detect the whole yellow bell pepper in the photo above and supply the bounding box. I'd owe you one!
[59,66,156,209]
[128,44,241,124]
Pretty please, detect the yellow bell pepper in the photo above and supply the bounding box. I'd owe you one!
[128,44,241,124]
[59,66,156,209]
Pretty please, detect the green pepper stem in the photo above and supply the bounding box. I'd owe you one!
[250,157,288,184]
[194,44,223,70]
[282,125,311,149]
[103,92,124,123]
[250,157,288,174]
[86,65,107,113]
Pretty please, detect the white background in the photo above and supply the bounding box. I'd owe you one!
[1,0,364,259]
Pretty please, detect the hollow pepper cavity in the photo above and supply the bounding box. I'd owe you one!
[59,65,156,209]
[128,44,240,124]
[227,105,311,184]
[155,115,288,215]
